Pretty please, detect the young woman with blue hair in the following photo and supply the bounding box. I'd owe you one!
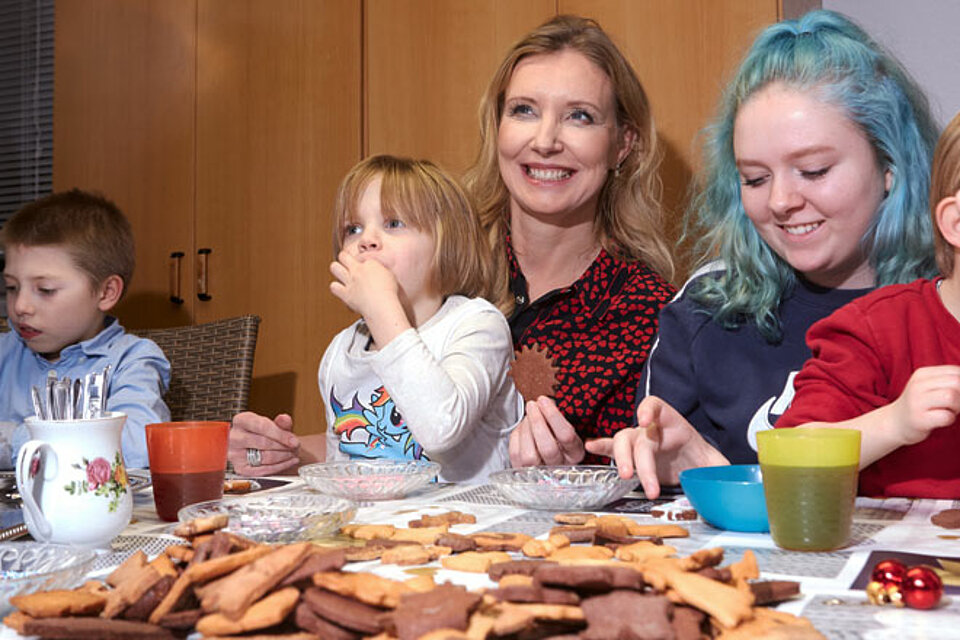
[587,10,939,497]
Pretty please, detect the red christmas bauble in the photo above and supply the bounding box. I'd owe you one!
[871,559,907,589]
[901,566,943,610]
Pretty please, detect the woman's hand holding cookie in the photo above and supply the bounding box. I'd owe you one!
[509,397,586,467]
[585,396,728,498]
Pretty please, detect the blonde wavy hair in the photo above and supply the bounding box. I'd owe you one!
[462,14,674,314]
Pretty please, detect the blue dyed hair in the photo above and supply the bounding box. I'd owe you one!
[688,9,938,342]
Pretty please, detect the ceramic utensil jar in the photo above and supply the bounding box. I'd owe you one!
[15,412,132,548]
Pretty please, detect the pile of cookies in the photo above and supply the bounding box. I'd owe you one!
[2,511,823,639]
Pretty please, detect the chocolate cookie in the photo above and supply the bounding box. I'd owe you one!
[533,564,646,593]
[671,605,707,640]
[695,566,732,583]
[435,532,478,553]
[301,588,386,635]
[156,608,203,630]
[548,525,597,544]
[487,584,580,605]
[294,601,360,640]
[120,575,174,621]
[389,583,482,640]
[279,548,346,586]
[932,508,960,529]
[749,580,801,605]
[509,344,559,400]
[343,538,419,562]
[579,590,673,640]
[488,560,557,581]
[19,616,178,639]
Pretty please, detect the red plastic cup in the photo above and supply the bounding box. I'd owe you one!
[146,421,229,521]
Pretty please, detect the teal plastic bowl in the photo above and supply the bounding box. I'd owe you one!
[679,464,769,532]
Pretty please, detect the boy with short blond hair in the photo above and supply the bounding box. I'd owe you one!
[777,111,960,499]
[1,189,170,468]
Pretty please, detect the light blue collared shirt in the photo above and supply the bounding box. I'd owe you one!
[2,316,170,468]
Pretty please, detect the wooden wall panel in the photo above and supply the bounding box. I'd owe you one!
[562,0,779,278]
[195,0,362,435]
[53,0,197,328]
[365,0,555,174]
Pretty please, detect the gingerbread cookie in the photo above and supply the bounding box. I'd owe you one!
[932,508,960,529]
[409,511,476,528]
[441,551,512,573]
[8,589,106,619]
[195,587,300,636]
[509,344,559,400]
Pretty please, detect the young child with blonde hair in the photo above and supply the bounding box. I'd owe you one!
[230,155,519,483]
[777,111,960,498]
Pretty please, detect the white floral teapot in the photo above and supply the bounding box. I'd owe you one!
[15,412,132,548]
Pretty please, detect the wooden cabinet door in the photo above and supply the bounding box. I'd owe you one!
[195,0,362,430]
[365,0,555,173]
[53,0,197,329]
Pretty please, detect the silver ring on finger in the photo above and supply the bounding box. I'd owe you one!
[246,447,262,467]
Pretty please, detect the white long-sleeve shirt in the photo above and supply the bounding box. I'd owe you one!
[318,295,520,483]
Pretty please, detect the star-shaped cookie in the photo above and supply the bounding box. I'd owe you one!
[508,344,559,401]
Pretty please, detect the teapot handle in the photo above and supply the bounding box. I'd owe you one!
[15,440,55,541]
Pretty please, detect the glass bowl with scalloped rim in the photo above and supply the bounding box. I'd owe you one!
[489,465,640,511]
[177,493,355,543]
[299,459,441,501]
[0,543,97,616]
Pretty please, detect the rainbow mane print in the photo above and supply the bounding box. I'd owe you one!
[329,386,425,461]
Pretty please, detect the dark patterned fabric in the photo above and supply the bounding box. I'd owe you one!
[506,237,675,458]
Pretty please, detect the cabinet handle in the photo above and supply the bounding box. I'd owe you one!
[197,248,212,301]
[169,251,184,304]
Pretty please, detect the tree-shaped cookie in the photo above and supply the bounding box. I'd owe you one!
[509,344,559,401]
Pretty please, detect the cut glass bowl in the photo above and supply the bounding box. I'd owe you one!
[177,494,355,543]
[489,465,640,511]
[0,543,97,616]
[299,459,440,501]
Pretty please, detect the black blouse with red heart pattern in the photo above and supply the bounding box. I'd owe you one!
[506,238,676,461]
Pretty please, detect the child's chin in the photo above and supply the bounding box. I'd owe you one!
[32,342,65,360]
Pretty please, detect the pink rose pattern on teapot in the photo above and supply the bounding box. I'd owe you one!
[63,450,128,512]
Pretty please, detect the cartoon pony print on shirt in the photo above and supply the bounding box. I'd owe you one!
[330,386,427,461]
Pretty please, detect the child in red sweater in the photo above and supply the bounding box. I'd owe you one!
[777,111,960,498]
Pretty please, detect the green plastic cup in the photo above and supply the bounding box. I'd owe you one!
[757,428,860,551]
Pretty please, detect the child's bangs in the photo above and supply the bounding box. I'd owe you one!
[378,168,435,232]
[336,168,378,227]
